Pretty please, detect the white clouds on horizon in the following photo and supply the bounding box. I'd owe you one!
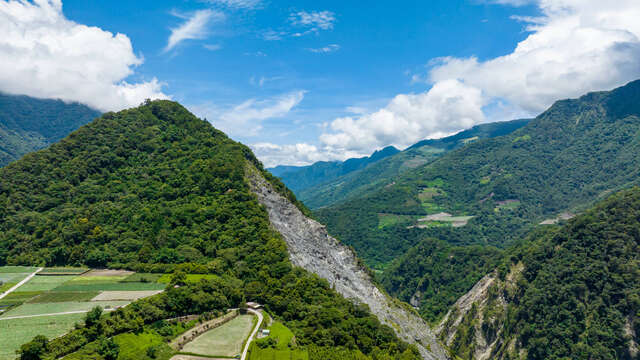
[165,9,224,52]
[191,91,305,137]
[0,0,168,112]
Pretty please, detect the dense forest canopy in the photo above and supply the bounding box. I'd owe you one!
[447,187,640,359]
[0,100,418,359]
[0,93,100,166]
[316,79,640,325]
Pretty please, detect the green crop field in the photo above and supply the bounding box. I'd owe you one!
[0,266,37,274]
[180,314,254,357]
[39,267,88,275]
[0,291,42,307]
[18,275,77,292]
[121,273,163,283]
[0,312,86,360]
[53,281,165,292]
[29,291,100,303]
[0,300,130,318]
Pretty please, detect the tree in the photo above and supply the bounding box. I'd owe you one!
[85,306,103,327]
[17,335,48,360]
[97,336,119,360]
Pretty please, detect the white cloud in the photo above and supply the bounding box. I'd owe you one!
[165,9,223,52]
[426,0,640,113]
[261,29,287,41]
[0,0,168,112]
[307,44,340,53]
[320,79,487,153]
[203,43,222,51]
[191,91,305,137]
[289,10,336,32]
[251,142,364,167]
[205,0,261,9]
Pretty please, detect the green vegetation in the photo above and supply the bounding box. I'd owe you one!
[0,93,100,167]
[380,239,502,323]
[295,119,529,209]
[250,321,309,360]
[18,275,76,292]
[317,80,640,323]
[269,146,400,193]
[120,273,163,283]
[181,314,254,357]
[448,187,640,359]
[0,312,86,360]
[1,101,419,360]
[29,291,100,303]
[157,273,215,284]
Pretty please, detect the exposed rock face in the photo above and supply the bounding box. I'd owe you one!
[247,167,448,360]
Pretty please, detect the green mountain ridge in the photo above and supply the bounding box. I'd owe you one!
[440,187,640,360]
[0,93,100,166]
[269,145,400,193]
[0,100,420,360]
[294,119,530,209]
[316,79,640,323]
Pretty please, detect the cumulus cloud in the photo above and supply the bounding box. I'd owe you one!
[191,91,305,137]
[0,0,168,111]
[165,9,223,52]
[320,80,486,153]
[307,44,340,53]
[427,0,640,113]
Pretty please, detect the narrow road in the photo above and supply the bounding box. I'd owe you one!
[0,308,116,321]
[0,267,43,300]
[240,309,263,360]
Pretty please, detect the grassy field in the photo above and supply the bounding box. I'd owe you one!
[249,321,308,360]
[39,267,88,275]
[181,314,254,357]
[0,300,130,317]
[377,213,414,229]
[0,312,85,360]
[0,291,43,307]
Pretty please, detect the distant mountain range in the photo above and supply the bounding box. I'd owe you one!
[272,118,530,209]
[0,93,100,166]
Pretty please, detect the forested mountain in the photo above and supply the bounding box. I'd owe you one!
[0,101,422,360]
[438,187,640,360]
[295,119,529,209]
[269,145,400,193]
[0,93,100,166]
[316,79,640,322]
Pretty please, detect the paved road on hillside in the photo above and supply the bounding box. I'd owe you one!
[0,267,43,300]
[241,309,263,360]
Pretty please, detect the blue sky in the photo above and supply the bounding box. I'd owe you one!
[1,0,640,166]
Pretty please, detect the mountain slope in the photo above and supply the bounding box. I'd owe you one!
[438,187,640,360]
[0,100,438,360]
[0,93,100,166]
[318,80,640,263]
[297,119,529,209]
[269,145,400,193]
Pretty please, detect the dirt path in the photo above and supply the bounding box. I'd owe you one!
[241,309,263,360]
[0,267,43,300]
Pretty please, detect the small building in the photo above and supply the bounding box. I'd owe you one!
[246,302,263,310]
[261,329,270,336]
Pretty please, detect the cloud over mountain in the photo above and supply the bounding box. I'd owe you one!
[0,0,168,111]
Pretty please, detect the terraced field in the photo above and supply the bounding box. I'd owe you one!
[180,315,255,358]
[0,266,167,360]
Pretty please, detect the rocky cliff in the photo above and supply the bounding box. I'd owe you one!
[247,165,449,360]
